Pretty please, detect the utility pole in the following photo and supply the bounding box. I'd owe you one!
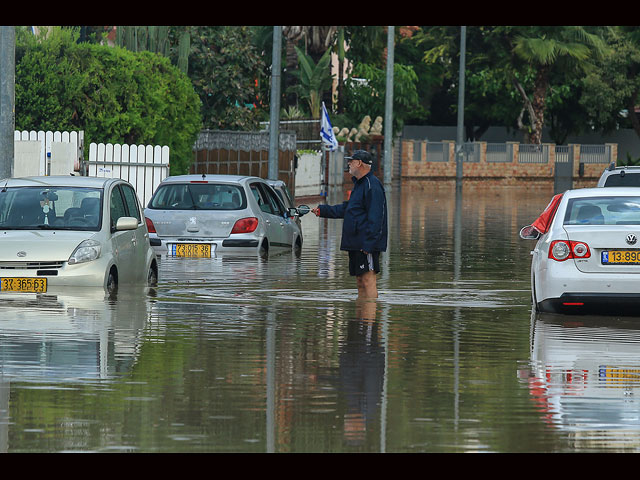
[383,26,394,186]
[268,26,282,180]
[455,26,466,189]
[0,26,15,180]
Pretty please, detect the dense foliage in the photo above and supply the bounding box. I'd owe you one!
[15,27,201,174]
[170,26,264,131]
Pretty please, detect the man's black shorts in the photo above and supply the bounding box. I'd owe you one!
[348,250,380,276]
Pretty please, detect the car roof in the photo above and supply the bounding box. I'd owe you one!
[265,179,285,187]
[160,174,262,185]
[602,165,640,172]
[563,186,640,199]
[0,175,123,188]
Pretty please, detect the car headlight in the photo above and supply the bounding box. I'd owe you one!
[68,239,101,265]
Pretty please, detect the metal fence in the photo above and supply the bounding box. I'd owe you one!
[579,144,612,164]
[485,143,513,163]
[461,142,480,163]
[518,143,550,163]
[260,119,321,150]
[426,141,449,162]
[555,145,573,163]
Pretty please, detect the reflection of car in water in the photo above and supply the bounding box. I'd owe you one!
[521,312,640,434]
[520,187,640,315]
[0,288,152,383]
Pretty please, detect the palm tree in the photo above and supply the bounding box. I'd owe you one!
[506,26,608,144]
[288,46,334,118]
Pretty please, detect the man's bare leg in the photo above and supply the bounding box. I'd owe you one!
[356,270,378,299]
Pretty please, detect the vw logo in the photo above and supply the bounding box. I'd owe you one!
[626,234,638,245]
[16,251,26,257]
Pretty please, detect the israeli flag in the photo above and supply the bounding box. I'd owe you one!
[320,102,338,152]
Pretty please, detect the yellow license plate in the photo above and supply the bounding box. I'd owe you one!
[0,277,47,293]
[599,367,640,384]
[171,243,212,258]
[602,250,640,264]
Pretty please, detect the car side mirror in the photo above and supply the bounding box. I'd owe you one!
[296,205,311,217]
[115,216,139,231]
[519,225,540,240]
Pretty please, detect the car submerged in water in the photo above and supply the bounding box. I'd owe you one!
[520,187,640,315]
[143,174,310,258]
[0,176,157,295]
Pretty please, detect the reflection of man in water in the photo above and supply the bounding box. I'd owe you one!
[340,299,385,447]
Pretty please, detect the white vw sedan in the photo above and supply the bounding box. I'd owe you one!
[520,187,640,315]
[0,176,158,295]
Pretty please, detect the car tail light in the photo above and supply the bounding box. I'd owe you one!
[145,217,156,233]
[231,217,258,234]
[548,240,591,261]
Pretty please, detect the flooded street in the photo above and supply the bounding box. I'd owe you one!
[3,181,640,452]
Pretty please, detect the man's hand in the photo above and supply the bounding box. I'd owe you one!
[311,207,321,217]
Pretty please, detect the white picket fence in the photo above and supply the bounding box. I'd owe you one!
[13,130,170,207]
[14,130,83,177]
[88,143,170,207]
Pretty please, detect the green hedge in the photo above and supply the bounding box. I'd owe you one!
[15,27,202,174]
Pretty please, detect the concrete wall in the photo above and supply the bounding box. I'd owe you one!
[403,125,639,163]
[399,140,617,186]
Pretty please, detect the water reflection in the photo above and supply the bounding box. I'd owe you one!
[521,311,640,449]
[0,288,152,383]
[0,287,153,452]
[339,300,385,446]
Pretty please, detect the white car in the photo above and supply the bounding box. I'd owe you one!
[144,174,309,258]
[0,176,157,295]
[597,163,640,187]
[520,187,640,314]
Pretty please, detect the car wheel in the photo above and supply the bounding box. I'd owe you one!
[148,262,158,287]
[293,237,302,257]
[107,268,118,295]
[259,238,269,259]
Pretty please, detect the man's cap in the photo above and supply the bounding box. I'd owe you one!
[345,150,373,165]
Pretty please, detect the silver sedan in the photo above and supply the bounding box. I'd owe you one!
[144,174,310,258]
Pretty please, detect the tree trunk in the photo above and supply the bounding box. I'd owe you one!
[529,66,550,145]
[513,67,549,145]
[513,78,536,143]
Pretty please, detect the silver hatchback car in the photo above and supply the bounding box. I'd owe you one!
[144,175,310,258]
[0,176,157,295]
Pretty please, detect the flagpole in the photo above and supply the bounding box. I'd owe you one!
[320,102,338,198]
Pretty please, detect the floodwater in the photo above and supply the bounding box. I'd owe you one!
[3,181,640,452]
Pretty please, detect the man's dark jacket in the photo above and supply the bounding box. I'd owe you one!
[318,171,387,253]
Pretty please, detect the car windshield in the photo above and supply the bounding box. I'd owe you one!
[148,183,246,210]
[0,186,102,230]
[564,196,640,225]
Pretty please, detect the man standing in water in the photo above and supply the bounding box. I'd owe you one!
[311,150,388,299]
